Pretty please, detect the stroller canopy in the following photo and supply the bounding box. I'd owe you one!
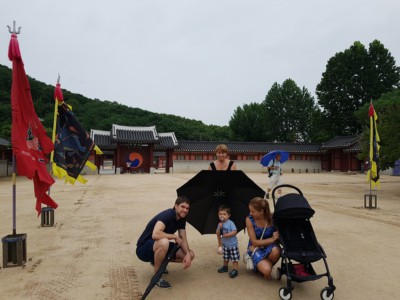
[273,193,315,219]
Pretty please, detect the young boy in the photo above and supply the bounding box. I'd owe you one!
[216,205,239,278]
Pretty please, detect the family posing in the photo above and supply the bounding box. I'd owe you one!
[136,144,281,289]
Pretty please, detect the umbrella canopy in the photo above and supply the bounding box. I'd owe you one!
[260,150,289,167]
[177,170,265,234]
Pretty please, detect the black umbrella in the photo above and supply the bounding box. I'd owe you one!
[177,170,265,234]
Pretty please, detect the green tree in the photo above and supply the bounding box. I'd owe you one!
[309,109,332,143]
[367,40,400,99]
[355,90,400,170]
[0,65,12,139]
[263,79,317,142]
[229,102,270,142]
[316,40,400,137]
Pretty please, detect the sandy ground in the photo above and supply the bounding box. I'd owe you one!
[0,172,399,300]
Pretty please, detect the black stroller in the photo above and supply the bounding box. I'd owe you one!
[272,184,336,300]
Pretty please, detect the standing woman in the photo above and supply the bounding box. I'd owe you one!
[208,144,237,171]
[245,197,281,280]
[209,144,237,254]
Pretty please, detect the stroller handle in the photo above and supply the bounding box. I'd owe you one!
[272,184,303,207]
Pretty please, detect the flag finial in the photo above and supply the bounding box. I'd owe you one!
[7,20,21,34]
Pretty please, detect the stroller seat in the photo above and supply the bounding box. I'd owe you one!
[272,184,335,300]
[278,218,325,263]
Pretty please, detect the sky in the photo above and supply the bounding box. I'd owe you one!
[1,0,399,126]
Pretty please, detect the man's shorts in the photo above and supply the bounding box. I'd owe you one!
[269,174,283,189]
[136,240,176,263]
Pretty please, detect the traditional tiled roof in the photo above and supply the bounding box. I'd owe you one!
[91,127,178,150]
[90,130,116,150]
[0,137,10,147]
[89,126,362,155]
[321,135,359,149]
[111,124,158,143]
[175,141,322,154]
[155,132,179,150]
[344,141,363,153]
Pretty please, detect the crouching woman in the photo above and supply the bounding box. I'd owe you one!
[245,197,281,280]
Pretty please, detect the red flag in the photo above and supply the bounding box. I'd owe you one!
[9,33,58,215]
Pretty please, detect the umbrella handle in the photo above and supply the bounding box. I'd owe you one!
[141,244,180,300]
[271,184,303,206]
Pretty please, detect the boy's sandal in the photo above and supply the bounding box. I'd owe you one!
[229,269,238,278]
[218,266,228,273]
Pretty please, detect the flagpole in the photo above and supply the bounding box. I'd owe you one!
[48,74,60,197]
[369,166,372,209]
[39,75,61,227]
[12,155,17,235]
[8,21,21,236]
[3,20,28,268]
[369,99,373,197]
[368,102,373,205]
[369,168,372,196]
[364,100,379,209]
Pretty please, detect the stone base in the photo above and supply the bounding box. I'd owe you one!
[2,233,27,268]
[364,194,377,209]
[41,207,55,227]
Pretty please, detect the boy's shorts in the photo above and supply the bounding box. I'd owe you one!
[222,245,240,261]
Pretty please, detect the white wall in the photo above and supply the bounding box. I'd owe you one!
[0,160,11,176]
[172,160,322,174]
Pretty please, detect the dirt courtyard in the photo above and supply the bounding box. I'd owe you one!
[1,172,399,300]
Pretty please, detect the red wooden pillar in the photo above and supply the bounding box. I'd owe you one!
[116,143,121,174]
[148,144,154,173]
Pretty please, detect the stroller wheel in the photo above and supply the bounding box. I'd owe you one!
[279,287,292,300]
[276,267,282,280]
[320,287,334,300]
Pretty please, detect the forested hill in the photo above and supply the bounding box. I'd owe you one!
[0,64,232,141]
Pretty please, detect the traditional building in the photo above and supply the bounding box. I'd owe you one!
[0,137,11,176]
[89,127,363,174]
[320,135,362,172]
[172,140,324,173]
[0,137,10,160]
[90,125,178,174]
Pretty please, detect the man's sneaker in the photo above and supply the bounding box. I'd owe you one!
[155,278,171,289]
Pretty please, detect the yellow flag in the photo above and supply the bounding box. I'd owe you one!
[367,102,380,189]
